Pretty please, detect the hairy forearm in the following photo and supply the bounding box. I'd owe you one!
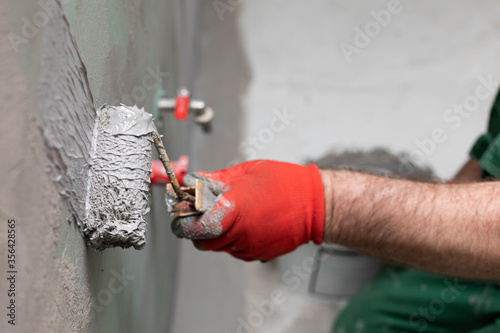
[321,169,500,279]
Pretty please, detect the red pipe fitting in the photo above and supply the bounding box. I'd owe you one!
[174,89,190,121]
[150,155,189,186]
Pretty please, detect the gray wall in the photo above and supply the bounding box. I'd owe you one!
[0,0,202,332]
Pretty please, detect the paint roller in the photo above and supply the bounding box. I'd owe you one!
[85,104,214,251]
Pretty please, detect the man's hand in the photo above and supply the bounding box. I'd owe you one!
[170,160,325,261]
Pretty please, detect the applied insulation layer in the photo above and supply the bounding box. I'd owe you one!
[38,0,96,236]
[37,1,155,250]
[83,105,154,250]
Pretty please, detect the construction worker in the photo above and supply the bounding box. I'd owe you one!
[171,91,500,332]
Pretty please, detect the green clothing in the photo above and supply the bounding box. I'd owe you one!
[470,92,500,177]
[333,268,500,333]
[333,95,500,333]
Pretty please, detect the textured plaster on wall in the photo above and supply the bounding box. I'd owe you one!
[1,0,199,331]
[0,0,92,332]
[38,0,96,240]
[56,1,181,332]
[51,250,92,332]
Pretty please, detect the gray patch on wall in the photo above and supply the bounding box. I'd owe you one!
[38,0,153,250]
[38,0,96,230]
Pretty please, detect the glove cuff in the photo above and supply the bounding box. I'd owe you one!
[305,164,325,244]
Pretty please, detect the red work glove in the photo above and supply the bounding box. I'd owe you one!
[170,160,325,261]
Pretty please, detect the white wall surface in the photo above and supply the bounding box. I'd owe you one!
[238,0,500,178]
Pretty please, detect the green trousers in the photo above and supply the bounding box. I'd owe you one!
[333,267,500,333]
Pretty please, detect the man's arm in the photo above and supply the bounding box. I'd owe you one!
[171,159,500,279]
[321,168,500,279]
